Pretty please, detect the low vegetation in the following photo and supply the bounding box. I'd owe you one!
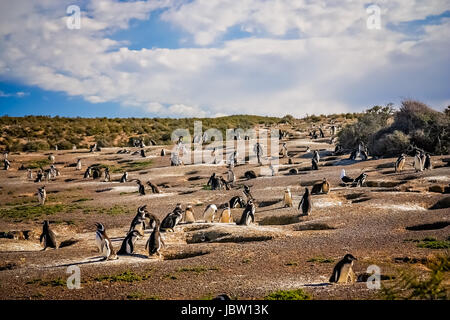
[265,288,312,300]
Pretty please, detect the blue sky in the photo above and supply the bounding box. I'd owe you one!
[0,1,449,118]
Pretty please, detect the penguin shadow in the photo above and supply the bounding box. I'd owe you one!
[47,256,106,269]
[117,253,149,260]
[304,283,332,287]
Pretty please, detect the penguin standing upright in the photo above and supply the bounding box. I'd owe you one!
[311,158,319,170]
[140,149,146,158]
[40,220,57,250]
[120,171,128,183]
[229,196,245,208]
[136,180,145,195]
[37,186,46,205]
[35,170,43,183]
[227,169,235,186]
[160,204,183,232]
[48,154,55,163]
[414,151,423,172]
[321,178,330,194]
[161,149,166,156]
[129,205,148,235]
[3,159,10,170]
[395,154,406,173]
[340,169,354,185]
[298,187,312,216]
[27,169,33,180]
[146,181,161,194]
[243,185,254,202]
[329,254,357,284]
[237,199,256,226]
[95,223,118,260]
[424,154,432,170]
[84,167,92,179]
[145,219,164,259]
[313,150,320,164]
[76,159,82,170]
[283,188,293,207]
[202,204,218,223]
[219,205,233,223]
[184,205,196,223]
[104,167,110,182]
[118,230,141,255]
[353,173,367,187]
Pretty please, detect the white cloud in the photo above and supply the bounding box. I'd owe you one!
[0,90,30,98]
[0,0,449,117]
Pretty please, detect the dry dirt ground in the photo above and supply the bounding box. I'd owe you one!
[0,129,449,300]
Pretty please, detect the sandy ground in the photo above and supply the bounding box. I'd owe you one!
[0,132,449,300]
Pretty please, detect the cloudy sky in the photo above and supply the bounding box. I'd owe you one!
[0,0,449,118]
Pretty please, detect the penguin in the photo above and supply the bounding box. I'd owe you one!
[37,186,46,205]
[319,127,325,138]
[424,154,432,170]
[244,170,257,179]
[269,163,276,176]
[298,187,312,216]
[136,180,145,196]
[76,159,82,170]
[414,151,423,172]
[129,205,148,235]
[160,205,183,232]
[212,294,231,300]
[48,154,55,163]
[84,167,92,179]
[237,199,256,226]
[313,150,320,164]
[146,181,161,194]
[227,169,235,186]
[395,154,406,173]
[203,204,218,223]
[145,219,164,259]
[321,178,330,194]
[243,185,254,202]
[219,205,233,223]
[219,176,230,190]
[92,167,101,179]
[353,173,367,187]
[183,205,196,223]
[95,222,118,260]
[104,167,110,182]
[329,254,357,284]
[283,188,293,208]
[3,159,10,170]
[117,230,141,255]
[289,168,298,175]
[311,158,319,170]
[360,150,368,161]
[229,196,246,208]
[120,171,128,183]
[207,173,221,190]
[90,143,97,153]
[35,170,43,183]
[340,169,354,184]
[421,152,426,169]
[161,149,166,156]
[27,169,33,180]
[349,149,358,160]
[140,149,146,158]
[305,146,311,153]
[40,220,57,250]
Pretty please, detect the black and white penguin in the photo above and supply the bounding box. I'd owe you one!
[237,199,255,226]
[35,170,43,183]
[202,204,218,223]
[227,169,235,186]
[311,158,319,170]
[140,149,146,158]
[3,159,10,170]
[243,185,254,202]
[160,205,183,232]
[161,149,166,156]
[340,169,354,184]
[120,171,128,183]
[313,150,320,164]
[414,151,423,172]
[395,154,406,173]
[136,180,145,196]
[37,186,46,205]
[95,222,118,260]
[349,149,358,160]
[219,176,230,190]
[92,167,101,179]
[298,187,312,216]
[424,154,432,170]
[146,180,161,194]
[40,220,57,250]
[145,219,164,258]
[84,167,92,179]
[212,294,231,300]
[129,205,148,235]
[27,169,33,180]
[229,196,246,208]
[353,173,367,187]
[118,230,141,255]
[360,150,368,161]
[104,167,110,182]
[329,254,357,284]
[76,159,82,170]
[48,154,55,163]
[90,143,97,153]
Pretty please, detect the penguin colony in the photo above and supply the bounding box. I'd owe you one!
[2,122,440,294]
